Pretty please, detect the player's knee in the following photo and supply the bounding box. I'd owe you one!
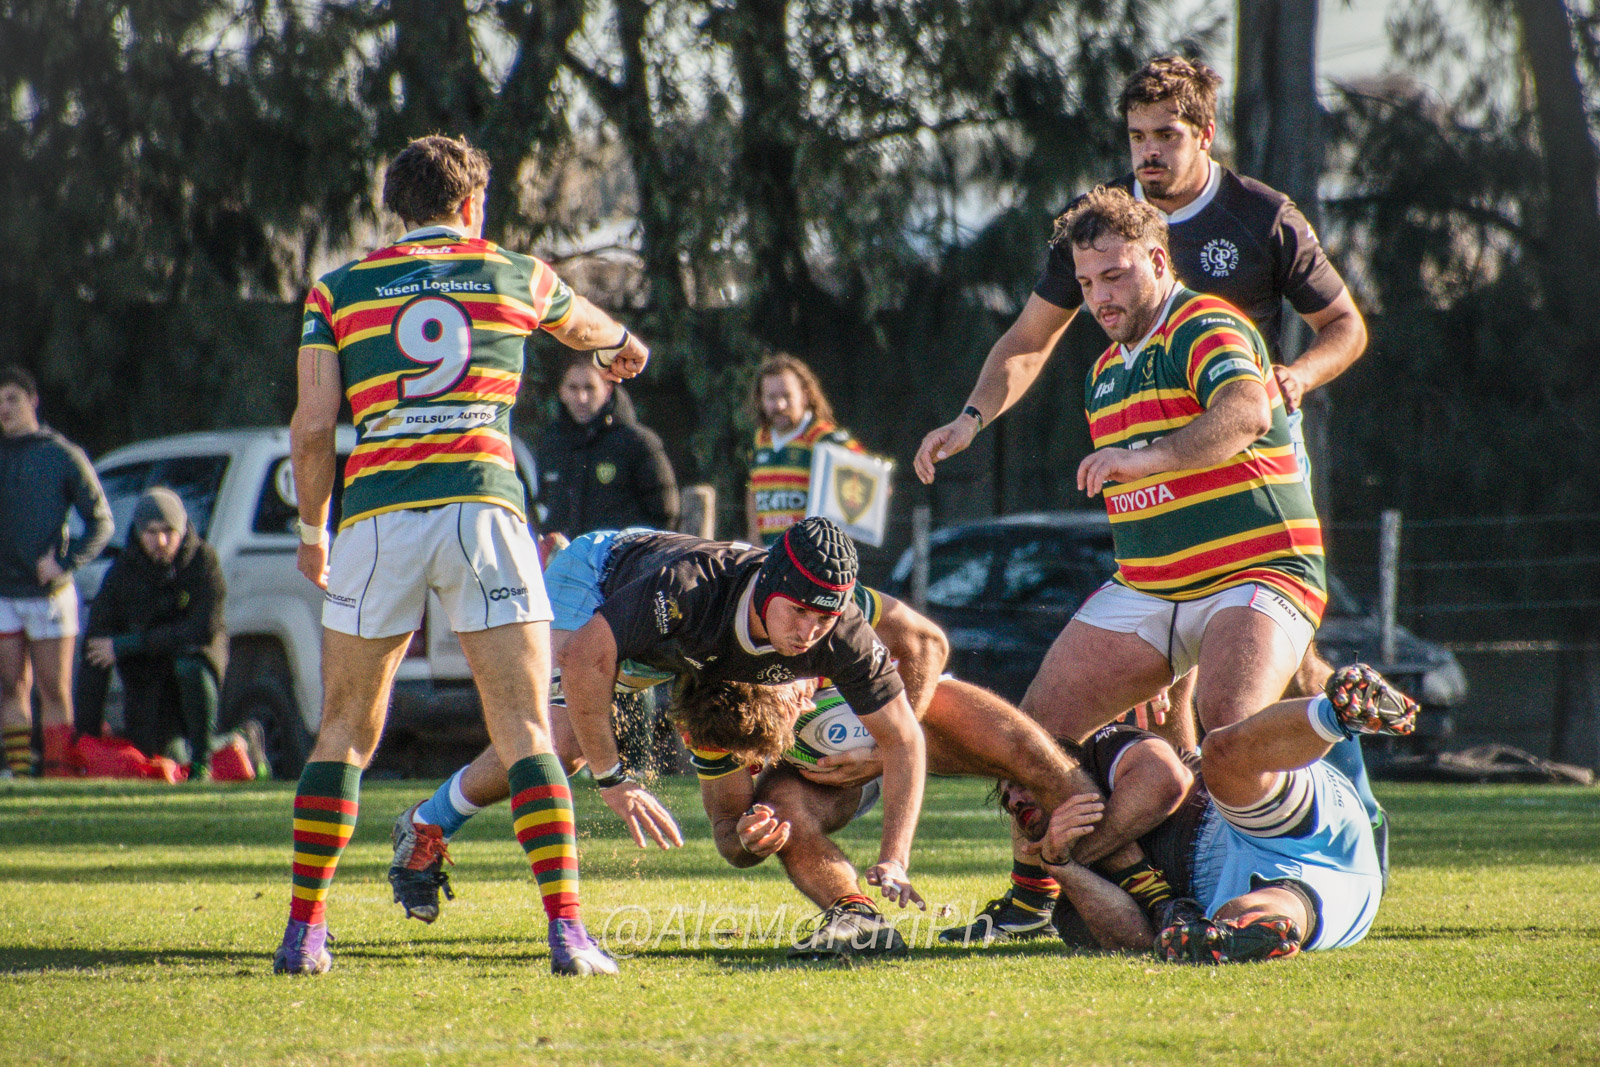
[1199,724,1247,780]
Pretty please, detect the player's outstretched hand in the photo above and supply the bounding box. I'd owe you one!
[798,746,883,788]
[1039,794,1104,868]
[736,803,792,859]
[600,779,683,850]
[297,541,329,589]
[913,418,978,484]
[865,859,925,910]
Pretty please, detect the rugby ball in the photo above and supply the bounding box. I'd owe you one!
[785,688,875,767]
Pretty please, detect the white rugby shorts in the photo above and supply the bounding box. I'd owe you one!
[0,585,80,640]
[1072,580,1314,679]
[322,502,552,639]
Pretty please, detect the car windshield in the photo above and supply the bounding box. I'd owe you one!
[91,455,230,546]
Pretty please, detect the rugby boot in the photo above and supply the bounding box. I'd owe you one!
[1325,664,1419,738]
[1155,914,1301,965]
[272,919,332,975]
[548,918,619,976]
[1149,896,1206,934]
[789,898,908,961]
[388,801,454,923]
[937,888,1058,946]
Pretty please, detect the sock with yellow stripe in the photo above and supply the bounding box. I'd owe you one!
[3,725,32,775]
[288,761,361,925]
[509,753,580,921]
[1107,859,1176,912]
[1010,860,1059,909]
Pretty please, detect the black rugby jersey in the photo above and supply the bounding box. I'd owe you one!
[595,532,904,715]
[1034,166,1346,359]
[1079,723,1210,897]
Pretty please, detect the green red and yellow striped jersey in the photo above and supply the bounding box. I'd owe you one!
[1083,287,1327,624]
[300,226,574,529]
[748,418,860,546]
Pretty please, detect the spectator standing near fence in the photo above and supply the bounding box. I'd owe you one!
[0,365,112,777]
[74,488,259,781]
[536,354,678,537]
[746,354,861,547]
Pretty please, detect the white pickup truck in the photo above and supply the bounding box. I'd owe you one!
[77,427,540,778]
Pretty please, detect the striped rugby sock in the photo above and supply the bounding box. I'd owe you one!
[3,726,31,774]
[288,761,361,925]
[1011,860,1059,905]
[508,754,580,922]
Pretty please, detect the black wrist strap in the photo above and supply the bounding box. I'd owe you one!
[594,763,633,789]
[961,405,985,431]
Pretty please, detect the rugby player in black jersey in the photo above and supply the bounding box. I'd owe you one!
[915,56,1393,939]
[385,532,1125,957]
[385,519,929,940]
[1004,664,1415,962]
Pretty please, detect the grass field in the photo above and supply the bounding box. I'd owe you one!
[2,775,1598,1066]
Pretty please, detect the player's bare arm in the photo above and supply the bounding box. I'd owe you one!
[1077,378,1272,497]
[1273,288,1368,413]
[914,295,1076,484]
[546,294,649,382]
[860,691,927,909]
[556,614,683,850]
[288,346,342,589]
[1035,795,1155,950]
[1071,738,1193,866]
[865,593,948,718]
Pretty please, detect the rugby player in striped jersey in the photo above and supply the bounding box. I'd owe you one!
[274,134,648,977]
[924,183,1339,940]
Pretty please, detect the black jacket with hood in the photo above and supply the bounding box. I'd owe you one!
[536,387,679,537]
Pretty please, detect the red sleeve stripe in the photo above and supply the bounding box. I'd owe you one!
[1186,330,1259,389]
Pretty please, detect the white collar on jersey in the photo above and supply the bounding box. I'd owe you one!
[1120,284,1183,369]
[734,573,776,656]
[397,224,471,242]
[1133,156,1221,225]
[768,411,814,452]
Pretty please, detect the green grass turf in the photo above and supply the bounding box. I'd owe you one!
[1,776,1597,1066]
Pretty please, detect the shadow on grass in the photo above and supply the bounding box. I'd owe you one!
[0,946,251,971]
[1366,925,1595,941]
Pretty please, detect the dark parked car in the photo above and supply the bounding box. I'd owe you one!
[886,511,1465,750]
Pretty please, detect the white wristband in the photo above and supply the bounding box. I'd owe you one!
[297,519,328,546]
[591,327,630,370]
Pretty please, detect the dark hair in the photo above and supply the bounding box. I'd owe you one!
[382,135,491,226]
[669,679,797,766]
[0,365,38,400]
[751,354,836,431]
[1119,55,1223,132]
[1052,185,1171,257]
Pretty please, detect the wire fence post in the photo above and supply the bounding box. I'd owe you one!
[911,505,931,613]
[1378,509,1402,665]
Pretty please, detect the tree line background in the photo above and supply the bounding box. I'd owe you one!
[3,0,1599,758]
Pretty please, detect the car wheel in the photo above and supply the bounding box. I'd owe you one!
[221,640,311,779]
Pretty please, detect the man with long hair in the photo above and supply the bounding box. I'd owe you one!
[746,354,861,546]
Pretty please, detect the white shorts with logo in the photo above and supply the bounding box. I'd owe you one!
[1072,580,1314,679]
[322,502,552,639]
[0,586,80,640]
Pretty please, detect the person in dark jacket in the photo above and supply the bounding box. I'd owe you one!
[536,354,678,537]
[75,488,238,779]
[0,365,113,776]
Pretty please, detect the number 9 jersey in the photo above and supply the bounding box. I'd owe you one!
[299,225,575,530]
